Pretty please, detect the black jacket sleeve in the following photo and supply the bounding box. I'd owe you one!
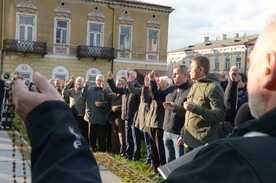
[25,101,101,183]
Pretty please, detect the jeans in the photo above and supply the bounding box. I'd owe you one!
[125,120,141,160]
[163,131,184,163]
[144,131,153,164]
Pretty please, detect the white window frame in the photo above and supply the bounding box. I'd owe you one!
[215,58,220,70]
[147,28,159,52]
[54,18,70,45]
[16,13,37,41]
[236,57,242,69]
[119,25,132,51]
[87,22,104,47]
[225,58,230,70]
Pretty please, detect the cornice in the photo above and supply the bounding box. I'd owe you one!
[69,0,173,14]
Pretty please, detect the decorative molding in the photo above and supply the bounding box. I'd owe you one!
[16,0,38,14]
[54,2,71,18]
[214,53,220,58]
[204,54,212,58]
[234,52,241,58]
[118,51,131,59]
[119,12,133,25]
[87,7,106,22]
[79,0,173,14]
[224,53,230,58]
[54,45,69,55]
[146,53,158,61]
[147,16,160,29]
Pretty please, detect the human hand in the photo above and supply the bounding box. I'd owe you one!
[95,101,102,107]
[70,75,75,81]
[163,101,175,111]
[111,106,118,112]
[101,83,106,91]
[126,70,131,82]
[184,101,196,112]
[149,70,156,81]
[12,72,63,121]
[144,75,150,87]
[107,71,113,80]
[177,137,184,146]
[229,66,239,82]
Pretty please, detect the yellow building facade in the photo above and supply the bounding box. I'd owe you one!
[0,0,173,83]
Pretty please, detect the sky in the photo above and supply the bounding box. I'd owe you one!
[141,0,276,51]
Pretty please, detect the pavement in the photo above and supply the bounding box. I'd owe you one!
[0,129,123,183]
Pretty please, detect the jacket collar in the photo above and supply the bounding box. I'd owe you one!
[177,80,191,90]
[229,107,276,137]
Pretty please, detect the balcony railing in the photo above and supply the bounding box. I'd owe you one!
[77,45,115,61]
[4,39,47,57]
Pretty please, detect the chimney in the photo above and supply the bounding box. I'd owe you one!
[233,33,239,38]
[220,34,227,40]
[204,36,209,42]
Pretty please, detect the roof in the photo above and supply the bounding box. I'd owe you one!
[118,0,173,9]
[134,69,173,79]
[168,34,259,53]
[246,37,258,45]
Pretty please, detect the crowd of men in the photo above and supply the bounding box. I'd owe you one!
[24,54,249,181]
[0,52,250,181]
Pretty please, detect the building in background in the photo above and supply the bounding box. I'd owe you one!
[167,33,258,74]
[0,0,173,84]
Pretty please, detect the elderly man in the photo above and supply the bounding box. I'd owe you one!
[162,13,276,182]
[83,74,111,152]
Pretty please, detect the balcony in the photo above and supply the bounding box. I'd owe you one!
[4,39,47,57]
[77,45,115,61]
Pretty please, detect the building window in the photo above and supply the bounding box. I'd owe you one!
[119,26,131,50]
[147,29,159,52]
[215,58,220,70]
[55,19,69,45]
[17,14,35,41]
[225,58,230,70]
[15,64,33,82]
[86,68,101,86]
[88,23,103,46]
[52,66,69,81]
[236,57,241,69]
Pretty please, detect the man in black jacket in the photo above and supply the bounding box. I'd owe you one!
[150,65,191,163]
[162,13,276,183]
[107,70,142,161]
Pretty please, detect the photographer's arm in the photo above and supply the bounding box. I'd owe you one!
[12,72,101,183]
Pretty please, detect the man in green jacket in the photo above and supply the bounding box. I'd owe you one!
[183,55,225,152]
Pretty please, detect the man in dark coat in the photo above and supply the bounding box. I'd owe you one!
[107,70,142,161]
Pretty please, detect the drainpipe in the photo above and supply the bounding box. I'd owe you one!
[107,5,115,73]
[1,0,5,74]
